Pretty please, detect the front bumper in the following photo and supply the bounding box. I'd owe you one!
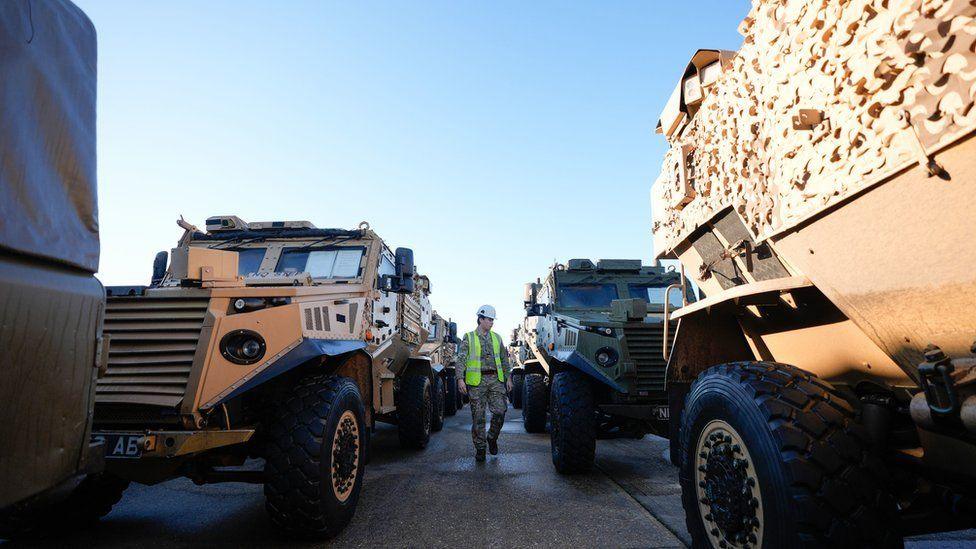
[92,429,254,459]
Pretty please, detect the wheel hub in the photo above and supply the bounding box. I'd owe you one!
[331,410,360,503]
[694,420,763,548]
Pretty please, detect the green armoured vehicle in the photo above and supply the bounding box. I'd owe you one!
[518,259,693,473]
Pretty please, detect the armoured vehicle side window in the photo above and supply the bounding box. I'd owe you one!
[235,248,267,275]
[427,323,438,341]
[627,283,684,308]
[379,254,395,276]
[277,247,364,279]
[557,283,618,308]
[537,282,552,305]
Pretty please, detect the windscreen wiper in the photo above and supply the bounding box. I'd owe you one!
[209,235,269,250]
[293,234,358,251]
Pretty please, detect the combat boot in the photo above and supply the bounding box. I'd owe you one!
[487,436,498,455]
[475,448,486,462]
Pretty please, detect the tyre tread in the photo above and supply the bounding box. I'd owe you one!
[550,370,596,474]
[264,373,362,539]
[522,373,548,433]
[679,361,900,547]
[432,375,445,432]
[397,375,431,449]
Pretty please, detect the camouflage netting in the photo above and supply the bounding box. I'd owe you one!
[652,0,976,257]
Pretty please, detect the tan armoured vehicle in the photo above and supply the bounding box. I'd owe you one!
[91,216,437,538]
[653,1,976,546]
[0,1,113,538]
[419,310,460,424]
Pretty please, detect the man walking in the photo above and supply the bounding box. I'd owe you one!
[457,305,512,462]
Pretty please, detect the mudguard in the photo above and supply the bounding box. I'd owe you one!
[550,349,626,393]
[402,356,435,380]
[210,338,367,407]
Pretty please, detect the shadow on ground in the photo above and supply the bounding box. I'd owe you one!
[6,406,974,548]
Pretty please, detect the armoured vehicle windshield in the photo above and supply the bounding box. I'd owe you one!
[553,269,686,311]
[275,247,364,278]
[173,217,382,286]
[557,283,618,308]
[626,283,684,309]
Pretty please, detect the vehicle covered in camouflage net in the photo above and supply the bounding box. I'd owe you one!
[90,216,438,538]
[518,259,692,473]
[653,1,976,546]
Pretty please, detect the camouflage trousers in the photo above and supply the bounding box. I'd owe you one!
[468,375,507,451]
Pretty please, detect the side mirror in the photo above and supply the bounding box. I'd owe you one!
[527,303,551,317]
[396,248,415,293]
[151,251,168,286]
[395,247,414,278]
[448,321,458,343]
[523,282,540,308]
[380,247,416,294]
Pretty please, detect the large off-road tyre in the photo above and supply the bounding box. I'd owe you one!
[431,375,445,432]
[679,362,901,548]
[510,372,525,409]
[0,473,129,539]
[397,375,432,449]
[522,373,549,433]
[444,370,459,417]
[549,370,596,474]
[264,374,366,540]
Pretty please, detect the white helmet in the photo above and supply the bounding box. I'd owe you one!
[476,304,496,320]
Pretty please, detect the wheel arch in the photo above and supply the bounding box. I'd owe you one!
[547,351,625,393]
[664,309,755,457]
[665,309,755,388]
[523,359,547,377]
[402,357,435,382]
[328,350,373,423]
[207,339,368,411]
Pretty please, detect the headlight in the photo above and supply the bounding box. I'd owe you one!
[241,339,263,359]
[595,347,618,367]
[230,297,291,314]
[220,330,266,365]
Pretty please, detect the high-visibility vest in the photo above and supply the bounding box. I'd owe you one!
[464,330,504,386]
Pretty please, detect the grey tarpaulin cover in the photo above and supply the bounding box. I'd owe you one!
[0,0,98,273]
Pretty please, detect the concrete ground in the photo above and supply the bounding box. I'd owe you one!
[7,405,975,548]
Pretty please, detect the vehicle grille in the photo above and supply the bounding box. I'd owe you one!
[93,402,182,427]
[96,294,210,410]
[622,322,675,397]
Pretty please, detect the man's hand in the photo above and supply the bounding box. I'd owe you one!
[457,378,467,396]
[505,379,513,393]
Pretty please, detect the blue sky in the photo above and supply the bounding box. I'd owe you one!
[79,0,747,336]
